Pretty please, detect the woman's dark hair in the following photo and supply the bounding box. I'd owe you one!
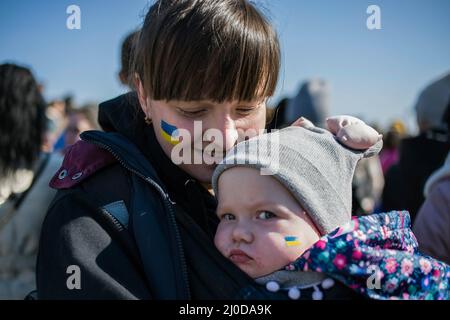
[0,63,47,175]
[133,0,280,102]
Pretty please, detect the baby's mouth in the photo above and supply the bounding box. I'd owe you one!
[229,249,253,264]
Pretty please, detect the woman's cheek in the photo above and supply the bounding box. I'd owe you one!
[159,117,196,148]
[254,107,268,130]
[251,116,266,132]
[236,108,266,133]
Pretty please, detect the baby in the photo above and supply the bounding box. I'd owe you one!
[212,117,449,300]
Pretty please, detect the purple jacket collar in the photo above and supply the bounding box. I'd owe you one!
[50,140,116,189]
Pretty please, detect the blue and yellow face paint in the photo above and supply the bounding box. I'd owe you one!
[285,236,300,247]
[160,120,180,145]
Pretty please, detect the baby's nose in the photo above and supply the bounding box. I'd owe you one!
[232,225,254,243]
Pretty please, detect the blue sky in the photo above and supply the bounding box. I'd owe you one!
[1,0,449,130]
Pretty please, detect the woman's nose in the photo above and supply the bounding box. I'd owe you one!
[214,115,239,152]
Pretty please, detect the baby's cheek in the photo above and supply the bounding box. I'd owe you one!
[272,233,309,263]
[258,234,299,267]
[283,245,307,262]
[214,224,229,257]
[283,245,305,263]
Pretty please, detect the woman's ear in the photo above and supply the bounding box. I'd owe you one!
[135,73,152,118]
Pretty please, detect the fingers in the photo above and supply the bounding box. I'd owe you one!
[291,117,315,129]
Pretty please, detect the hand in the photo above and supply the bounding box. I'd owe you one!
[291,115,382,150]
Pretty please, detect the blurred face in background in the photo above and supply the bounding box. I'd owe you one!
[64,112,96,147]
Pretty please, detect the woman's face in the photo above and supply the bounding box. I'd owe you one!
[137,82,267,184]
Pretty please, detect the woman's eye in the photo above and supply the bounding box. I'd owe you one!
[178,108,207,117]
[236,108,256,115]
[221,213,235,221]
[257,211,276,220]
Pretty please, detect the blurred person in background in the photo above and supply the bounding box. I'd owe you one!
[118,30,139,89]
[56,103,100,154]
[282,79,330,128]
[413,102,450,264]
[41,100,65,153]
[352,158,384,215]
[382,72,450,223]
[351,121,385,215]
[93,30,140,135]
[0,63,62,299]
[65,104,99,146]
[43,95,73,153]
[282,79,385,215]
[379,120,407,175]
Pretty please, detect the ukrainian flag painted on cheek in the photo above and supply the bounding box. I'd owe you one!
[285,236,300,247]
[160,120,180,145]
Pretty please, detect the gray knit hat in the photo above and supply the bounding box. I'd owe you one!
[212,125,383,235]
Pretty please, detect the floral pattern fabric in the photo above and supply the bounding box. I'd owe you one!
[289,211,449,300]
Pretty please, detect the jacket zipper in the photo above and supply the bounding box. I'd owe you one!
[100,207,125,232]
[82,137,191,299]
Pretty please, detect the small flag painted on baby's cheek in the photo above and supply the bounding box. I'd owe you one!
[285,236,300,247]
[160,120,180,145]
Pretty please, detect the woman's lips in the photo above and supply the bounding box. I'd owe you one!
[229,249,253,264]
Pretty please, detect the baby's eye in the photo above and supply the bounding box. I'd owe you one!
[221,213,236,221]
[257,211,276,220]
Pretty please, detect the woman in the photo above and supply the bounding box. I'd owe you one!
[36,0,359,299]
[0,63,62,299]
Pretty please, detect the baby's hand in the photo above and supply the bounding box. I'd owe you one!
[326,116,382,150]
[291,115,382,150]
[291,116,315,129]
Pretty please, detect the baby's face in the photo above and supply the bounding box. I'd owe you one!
[214,167,320,278]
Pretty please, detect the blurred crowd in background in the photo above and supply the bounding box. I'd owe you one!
[0,29,449,299]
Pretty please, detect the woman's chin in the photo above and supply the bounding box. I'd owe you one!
[180,163,217,184]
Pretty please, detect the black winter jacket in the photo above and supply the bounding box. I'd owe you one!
[36,93,360,300]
